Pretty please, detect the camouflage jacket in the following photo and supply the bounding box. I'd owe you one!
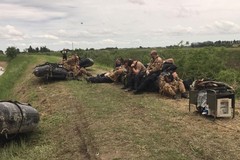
[107,66,126,81]
[147,56,163,74]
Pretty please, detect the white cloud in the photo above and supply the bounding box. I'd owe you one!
[128,0,145,5]
[1,0,240,51]
[150,29,164,35]
[168,25,193,36]
[176,6,199,18]
[101,39,116,45]
[59,40,75,45]
[5,25,23,37]
[58,29,67,34]
[17,43,27,47]
[0,25,25,40]
[36,34,59,40]
[0,3,67,21]
[200,20,240,34]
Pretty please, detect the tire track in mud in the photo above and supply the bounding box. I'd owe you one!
[14,71,100,159]
[12,59,104,160]
[73,99,101,160]
[38,82,101,160]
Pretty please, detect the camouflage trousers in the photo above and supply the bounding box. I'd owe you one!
[63,64,80,77]
[79,68,92,77]
[159,75,186,96]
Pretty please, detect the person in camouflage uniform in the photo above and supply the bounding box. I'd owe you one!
[86,59,127,83]
[78,56,92,77]
[133,50,163,94]
[159,70,186,99]
[63,54,81,78]
[62,54,92,79]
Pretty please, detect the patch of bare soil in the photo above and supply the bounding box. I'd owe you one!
[0,61,7,75]
[0,61,7,68]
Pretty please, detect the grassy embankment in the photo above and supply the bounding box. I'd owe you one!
[0,52,239,160]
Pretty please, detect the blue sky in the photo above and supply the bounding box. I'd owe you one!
[0,0,240,51]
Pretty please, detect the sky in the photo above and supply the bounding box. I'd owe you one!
[0,0,240,51]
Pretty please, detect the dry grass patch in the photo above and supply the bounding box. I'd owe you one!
[68,69,240,160]
[3,56,99,160]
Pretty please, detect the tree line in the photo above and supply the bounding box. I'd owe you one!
[3,46,51,59]
[165,40,240,48]
[190,40,240,48]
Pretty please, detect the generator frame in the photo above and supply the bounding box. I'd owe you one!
[189,89,235,119]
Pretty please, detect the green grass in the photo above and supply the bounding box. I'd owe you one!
[0,55,64,160]
[65,67,191,159]
[0,54,62,99]
[0,55,36,99]
[0,52,240,160]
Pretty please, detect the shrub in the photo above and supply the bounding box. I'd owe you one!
[5,46,20,59]
[216,69,240,95]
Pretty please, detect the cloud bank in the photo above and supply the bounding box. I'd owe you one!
[0,0,240,51]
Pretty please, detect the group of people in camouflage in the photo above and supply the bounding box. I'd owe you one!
[61,53,92,80]
[85,50,187,99]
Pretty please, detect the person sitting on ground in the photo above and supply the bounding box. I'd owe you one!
[77,55,92,77]
[121,59,133,88]
[122,59,146,91]
[62,53,92,80]
[62,53,81,79]
[133,50,163,94]
[114,57,124,69]
[115,58,127,83]
[86,59,127,83]
[159,62,187,99]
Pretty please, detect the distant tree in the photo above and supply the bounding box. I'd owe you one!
[5,46,20,59]
[0,50,4,54]
[23,48,28,53]
[35,47,39,52]
[28,45,35,53]
[40,46,50,52]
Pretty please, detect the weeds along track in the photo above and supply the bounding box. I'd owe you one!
[16,79,100,159]
[2,56,240,160]
[8,58,100,160]
[74,101,100,160]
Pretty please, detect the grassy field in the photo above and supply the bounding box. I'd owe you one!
[0,54,240,160]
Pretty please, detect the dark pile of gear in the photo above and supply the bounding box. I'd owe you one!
[189,79,235,118]
[33,58,94,80]
[0,101,40,139]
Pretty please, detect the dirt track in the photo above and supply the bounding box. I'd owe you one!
[0,61,6,76]
[0,61,7,68]
[15,82,98,159]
